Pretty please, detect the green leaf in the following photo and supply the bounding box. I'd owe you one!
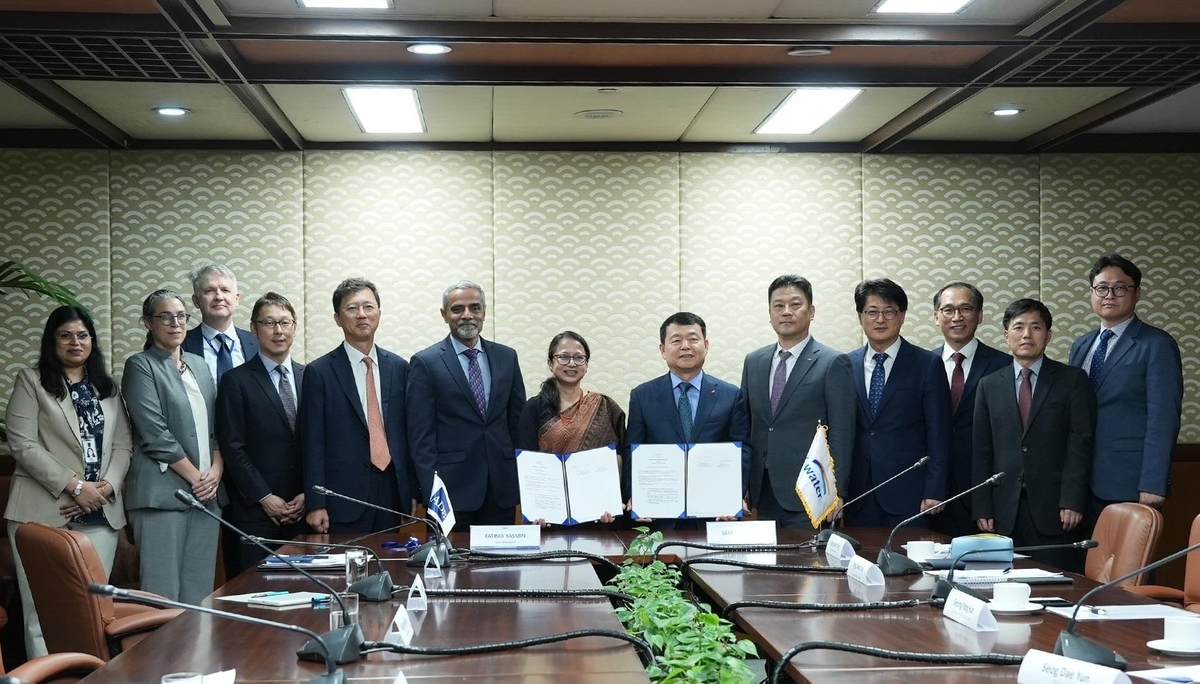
[0,260,88,313]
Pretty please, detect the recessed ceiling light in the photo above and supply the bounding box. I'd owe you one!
[343,88,425,134]
[154,106,190,117]
[297,0,392,8]
[575,109,622,120]
[596,87,620,94]
[407,44,451,55]
[992,107,1024,117]
[787,47,833,57]
[874,0,972,14]
[754,88,862,135]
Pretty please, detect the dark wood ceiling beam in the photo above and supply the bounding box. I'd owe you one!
[1022,82,1199,152]
[0,66,129,149]
[1073,23,1200,43]
[0,12,174,35]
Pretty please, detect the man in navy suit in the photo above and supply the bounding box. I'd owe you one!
[930,282,1010,538]
[834,278,951,527]
[216,292,306,576]
[301,278,410,534]
[1069,254,1183,532]
[624,312,747,527]
[182,263,259,384]
[408,280,526,527]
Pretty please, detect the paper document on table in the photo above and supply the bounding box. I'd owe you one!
[924,568,1063,584]
[563,446,623,524]
[1048,604,1196,621]
[684,442,743,518]
[259,553,345,570]
[517,450,571,525]
[631,443,686,519]
[203,671,236,684]
[1129,665,1200,682]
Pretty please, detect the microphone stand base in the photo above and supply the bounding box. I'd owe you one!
[877,549,924,576]
[406,540,451,567]
[1054,631,1128,670]
[814,528,861,550]
[930,578,988,602]
[348,571,394,602]
[306,670,346,684]
[297,624,364,665]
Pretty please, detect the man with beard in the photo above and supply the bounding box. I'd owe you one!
[408,281,527,526]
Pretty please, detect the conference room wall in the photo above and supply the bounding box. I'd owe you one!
[0,149,1196,444]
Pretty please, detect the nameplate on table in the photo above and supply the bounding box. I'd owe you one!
[407,574,427,612]
[942,587,997,632]
[383,605,415,646]
[423,546,443,579]
[846,555,884,586]
[825,533,856,563]
[705,520,776,546]
[1017,649,1130,684]
[469,525,542,550]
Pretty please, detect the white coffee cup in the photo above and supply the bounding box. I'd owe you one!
[1163,615,1200,648]
[991,582,1032,608]
[907,540,936,561]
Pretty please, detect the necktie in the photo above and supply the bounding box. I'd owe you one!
[276,365,297,430]
[1018,367,1033,427]
[868,352,888,419]
[677,381,694,443]
[1088,328,1115,392]
[216,333,233,381]
[362,357,392,471]
[769,350,792,414]
[950,352,966,413]
[464,348,487,418]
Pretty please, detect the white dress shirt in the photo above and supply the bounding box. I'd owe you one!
[770,336,810,397]
[342,341,381,421]
[863,338,903,394]
[200,322,246,381]
[941,337,979,386]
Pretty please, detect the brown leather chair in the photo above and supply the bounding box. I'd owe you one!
[0,606,105,684]
[1086,502,1163,588]
[1130,513,1200,612]
[13,522,182,661]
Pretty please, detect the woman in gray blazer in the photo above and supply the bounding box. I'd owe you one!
[5,306,132,658]
[122,289,227,603]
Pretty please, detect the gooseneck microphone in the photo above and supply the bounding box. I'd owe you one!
[172,490,363,664]
[312,485,452,568]
[87,583,345,684]
[241,535,393,602]
[930,539,1098,602]
[815,456,930,549]
[876,472,1005,576]
[1055,537,1200,670]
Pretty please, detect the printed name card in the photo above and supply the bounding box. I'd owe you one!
[1017,649,1130,684]
[407,574,428,612]
[942,587,998,632]
[705,520,777,546]
[846,555,885,586]
[383,605,415,646]
[469,525,541,550]
[825,533,856,563]
[423,547,442,579]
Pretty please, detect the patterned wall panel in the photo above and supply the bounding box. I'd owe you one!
[493,152,681,404]
[303,151,494,361]
[680,153,863,387]
[109,151,304,367]
[1040,154,1200,441]
[0,149,109,416]
[863,155,1041,354]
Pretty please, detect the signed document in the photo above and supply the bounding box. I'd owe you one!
[517,446,622,525]
[630,443,687,519]
[631,442,743,519]
[684,442,742,518]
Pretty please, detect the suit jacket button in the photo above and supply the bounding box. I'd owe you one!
[1022,447,1028,453]
[768,427,774,432]
[870,430,876,436]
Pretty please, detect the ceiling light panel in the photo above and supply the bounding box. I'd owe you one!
[343,87,425,133]
[874,0,972,14]
[755,88,862,135]
[298,0,393,8]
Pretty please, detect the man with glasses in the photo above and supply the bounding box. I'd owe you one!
[302,278,411,533]
[216,292,306,575]
[930,282,1010,537]
[182,263,258,383]
[408,281,526,526]
[833,279,951,527]
[1069,254,1182,531]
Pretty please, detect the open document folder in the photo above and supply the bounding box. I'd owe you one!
[516,446,623,525]
[630,442,744,519]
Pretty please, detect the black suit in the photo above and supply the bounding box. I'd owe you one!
[930,340,1011,538]
[216,354,305,576]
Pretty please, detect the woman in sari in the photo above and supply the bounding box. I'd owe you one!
[517,331,629,524]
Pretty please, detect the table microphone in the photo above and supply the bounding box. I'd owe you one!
[1055,536,1200,670]
[312,485,452,568]
[814,455,930,550]
[173,490,363,664]
[87,583,344,684]
[877,472,1005,576]
[930,539,1098,602]
[241,535,394,602]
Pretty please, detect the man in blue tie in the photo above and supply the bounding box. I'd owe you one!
[1068,255,1183,533]
[182,263,258,384]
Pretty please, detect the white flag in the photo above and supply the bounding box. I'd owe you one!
[794,424,840,527]
[427,472,456,534]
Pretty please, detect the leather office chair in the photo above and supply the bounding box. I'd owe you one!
[13,522,182,661]
[1086,502,1163,588]
[1129,513,1200,612]
[0,606,105,684]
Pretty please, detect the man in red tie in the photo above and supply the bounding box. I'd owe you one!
[972,298,1095,571]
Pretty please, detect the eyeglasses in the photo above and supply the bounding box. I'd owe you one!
[151,313,190,325]
[937,305,977,317]
[255,319,295,330]
[341,303,378,315]
[862,309,899,320]
[1091,284,1135,298]
[552,354,589,366]
[56,331,92,342]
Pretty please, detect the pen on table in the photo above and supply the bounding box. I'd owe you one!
[250,591,289,598]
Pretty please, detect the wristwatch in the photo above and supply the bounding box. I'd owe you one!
[70,480,84,498]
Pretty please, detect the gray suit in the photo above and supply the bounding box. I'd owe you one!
[122,346,226,603]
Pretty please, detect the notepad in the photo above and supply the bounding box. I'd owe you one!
[925,568,1066,585]
[247,591,328,607]
[258,553,345,570]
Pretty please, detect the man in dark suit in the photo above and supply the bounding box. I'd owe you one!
[974,299,1095,571]
[834,278,951,528]
[216,292,306,576]
[929,282,1010,538]
[182,263,258,384]
[742,276,854,529]
[624,312,747,526]
[302,278,410,534]
[408,280,526,527]
[1069,254,1183,532]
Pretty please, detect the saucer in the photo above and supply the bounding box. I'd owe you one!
[988,602,1044,616]
[1147,639,1200,657]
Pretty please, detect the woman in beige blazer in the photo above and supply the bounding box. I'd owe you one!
[4,306,131,658]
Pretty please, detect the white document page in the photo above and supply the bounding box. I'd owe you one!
[516,450,570,525]
[563,446,623,524]
[684,442,743,517]
[1047,604,1194,621]
[631,443,686,519]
